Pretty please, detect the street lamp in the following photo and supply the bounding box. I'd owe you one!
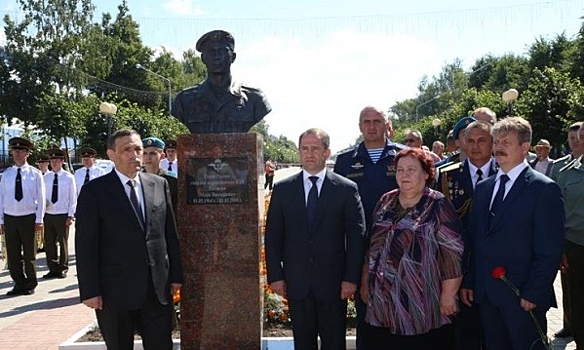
[502,88,519,116]
[136,63,172,115]
[99,102,117,139]
[415,94,441,122]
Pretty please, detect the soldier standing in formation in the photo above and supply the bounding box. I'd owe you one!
[74,147,106,195]
[160,140,178,175]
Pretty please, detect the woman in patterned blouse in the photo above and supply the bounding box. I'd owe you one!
[361,147,464,349]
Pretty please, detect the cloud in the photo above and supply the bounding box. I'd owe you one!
[232,29,443,153]
[162,0,205,17]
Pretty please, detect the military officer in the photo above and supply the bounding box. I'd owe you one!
[171,30,271,134]
[36,154,50,175]
[142,137,178,216]
[160,140,178,175]
[436,119,498,350]
[42,148,77,279]
[0,137,46,296]
[435,117,474,169]
[74,147,106,195]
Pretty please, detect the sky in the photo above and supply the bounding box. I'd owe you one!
[2,0,584,153]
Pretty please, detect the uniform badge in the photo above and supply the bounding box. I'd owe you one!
[351,162,364,170]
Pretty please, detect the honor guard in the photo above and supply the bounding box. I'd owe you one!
[74,147,106,195]
[160,140,178,176]
[42,148,76,279]
[142,137,178,217]
[36,154,50,175]
[0,137,46,296]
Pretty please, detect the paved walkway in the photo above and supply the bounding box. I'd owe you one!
[0,166,577,349]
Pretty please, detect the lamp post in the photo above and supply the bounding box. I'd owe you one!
[99,102,117,140]
[415,94,441,122]
[136,63,172,115]
[502,88,519,116]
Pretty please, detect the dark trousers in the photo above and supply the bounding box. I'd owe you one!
[43,213,69,273]
[454,302,484,349]
[365,323,455,350]
[355,294,367,350]
[288,293,348,350]
[566,240,584,347]
[4,214,37,290]
[560,270,572,332]
[479,297,548,350]
[96,275,173,350]
[264,174,274,190]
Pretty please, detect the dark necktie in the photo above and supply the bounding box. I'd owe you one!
[51,173,59,204]
[15,168,23,201]
[126,179,144,227]
[84,168,90,184]
[168,162,173,172]
[476,169,483,186]
[490,174,510,218]
[307,176,319,230]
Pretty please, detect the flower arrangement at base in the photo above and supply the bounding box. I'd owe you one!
[491,266,551,349]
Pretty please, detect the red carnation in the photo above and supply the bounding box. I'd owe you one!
[491,266,506,279]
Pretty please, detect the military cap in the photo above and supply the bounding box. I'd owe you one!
[47,148,65,159]
[196,30,235,52]
[36,154,50,163]
[165,140,177,150]
[9,137,33,151]
[142,137,165,150]
[535,139,552,149]
[79,147,97,158]
[453,116,477,140]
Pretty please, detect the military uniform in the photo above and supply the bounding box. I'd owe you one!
[172,80,271,134]
[74,147,106,195]
[548,154,573,181]
[334,140,405,230]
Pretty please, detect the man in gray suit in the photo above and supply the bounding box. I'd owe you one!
[75,129,183,350]
[266,128,366,350]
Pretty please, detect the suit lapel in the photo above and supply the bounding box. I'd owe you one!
[313,171,334,231]
[490,167,530,230]
[107,171,145,232]
[139,173,155,231]
[461,160,474,196]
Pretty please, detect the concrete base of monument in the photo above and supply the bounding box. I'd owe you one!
[59,324,357,350]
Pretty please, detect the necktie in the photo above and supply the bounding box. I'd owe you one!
[168,162,173,172]
[15,168,23,201]
[490,174,510,218]
[476,169,483,186]
[51,173,59,204]
[126,180,144,227]
[84,168,90,184]
[307,176,319,230]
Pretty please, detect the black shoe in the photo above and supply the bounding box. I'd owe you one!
[57,272,67,279]
[22,289,35,295]
[42,272,59,279]
[554,328,572,338]
[6,288,34,296]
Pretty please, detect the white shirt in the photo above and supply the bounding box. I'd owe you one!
[74,165,106,195]
[160,158,178,175]
[467,159,493,189]
[534,157,552,175]
[303,168,326,204]
[44,170,77,216]
[0,163,46,224]
[490,160,529,208]
[115,169,145,220]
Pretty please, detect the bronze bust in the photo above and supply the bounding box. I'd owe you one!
[171,30,272,134]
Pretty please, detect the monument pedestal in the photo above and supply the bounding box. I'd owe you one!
[177,133,264,349]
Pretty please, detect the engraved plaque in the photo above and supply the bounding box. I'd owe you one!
[186,157,249,204]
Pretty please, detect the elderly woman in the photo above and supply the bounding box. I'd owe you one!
[361,148,464,349]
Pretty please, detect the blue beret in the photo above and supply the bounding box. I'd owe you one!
[453,117,477,140]
[142,137,165,149]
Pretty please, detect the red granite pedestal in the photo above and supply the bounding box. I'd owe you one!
[177,133,264,350]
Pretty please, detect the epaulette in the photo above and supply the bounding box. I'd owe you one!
[551,154,571,165]
[559,155,583,173]
[439,161,462,174]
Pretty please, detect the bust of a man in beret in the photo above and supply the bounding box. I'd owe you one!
[171,30,272,134]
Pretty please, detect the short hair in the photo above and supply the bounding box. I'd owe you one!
[107,129,141,150]
[568,121,583,132]
[406,129,423,141]
[492,117,532,145]
[464,120,493,138]
[298,128,330,149]
[359,106,389,123]
[472,107,497,124]
[395,148,436,186]
[432,140,444,148]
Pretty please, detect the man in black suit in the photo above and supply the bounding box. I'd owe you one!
[266,128,366,350]
[75,129,183,350]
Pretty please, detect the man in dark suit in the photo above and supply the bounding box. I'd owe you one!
[266,128,366,350]
[75,129,183,350]
[461,117,564,350]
